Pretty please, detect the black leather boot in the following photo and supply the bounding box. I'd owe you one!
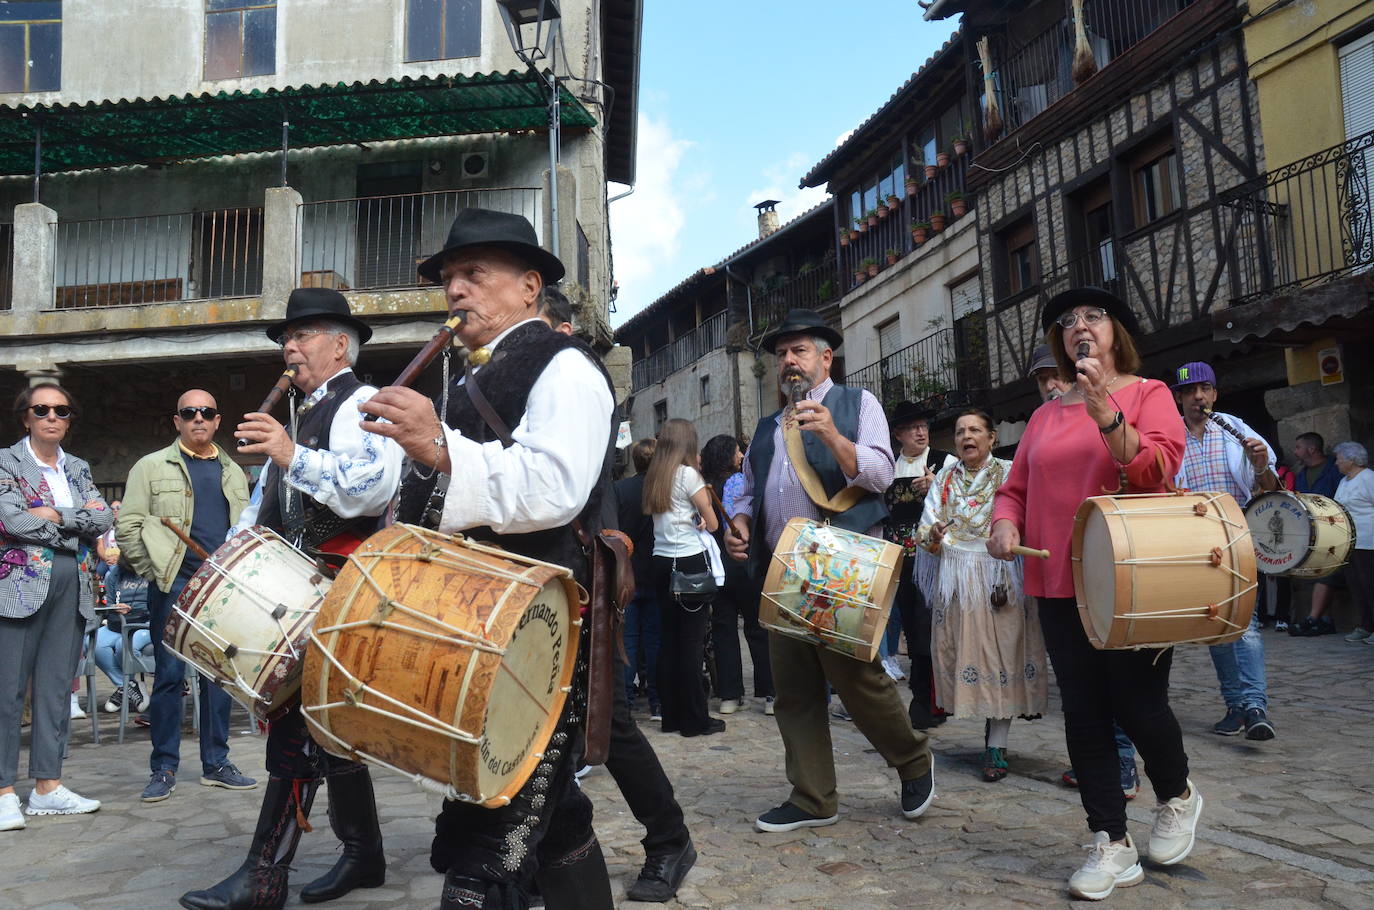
[536,837,614,910]
[299,764,385,903]
[179,777,318,910]
[440,873,528,909]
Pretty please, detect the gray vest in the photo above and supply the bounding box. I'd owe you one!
[744,383,888,579]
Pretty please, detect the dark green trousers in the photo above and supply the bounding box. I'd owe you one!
[769,629,931,817]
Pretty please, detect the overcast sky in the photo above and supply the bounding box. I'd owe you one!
[607,2,956,329]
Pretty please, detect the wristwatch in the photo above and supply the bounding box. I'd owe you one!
[1098,411,1124,434]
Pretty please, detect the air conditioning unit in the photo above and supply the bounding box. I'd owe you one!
[458,150,490,182]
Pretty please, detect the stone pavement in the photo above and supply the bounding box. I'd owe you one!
[5,629,1373,910]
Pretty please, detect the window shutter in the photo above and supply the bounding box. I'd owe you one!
[1340,32,1374,140]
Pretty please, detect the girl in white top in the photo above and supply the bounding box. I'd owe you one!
[643,418,722,737]
[1333,442,1374,640]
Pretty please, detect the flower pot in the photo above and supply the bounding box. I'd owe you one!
[867,264,879,278]
[886,253,898,266]
[954,139,969,156]
[930,213,946,232]
[839,235,849,247]
[887,195,901,211]
[858,221,868,233]
[849,229,860,241]
[854,270,866,285]
[924,164,937,180]
[950,199,968,217]
[912,228,928,245]
[936,151,951,168]
[867,214,879,227]
[877,204,889,219]
[905,179,919,197]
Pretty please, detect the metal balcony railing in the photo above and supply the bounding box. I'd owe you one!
[980,0,1195,145]
[1219,128,1374,304]
[845,328,986,410]
[749,254,840,343]
[0,223,11,311]
[298,187,541,292]
[51,207,263,309]
[630,310,728,391]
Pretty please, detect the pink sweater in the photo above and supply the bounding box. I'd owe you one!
[992,379,1185,598]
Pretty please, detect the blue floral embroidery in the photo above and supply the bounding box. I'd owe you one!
[960,666,980,685]
[1024,662,1037,680]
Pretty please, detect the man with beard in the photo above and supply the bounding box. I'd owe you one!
[723,309,934,833]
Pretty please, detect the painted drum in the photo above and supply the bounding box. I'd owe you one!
[1245,491,1354,578]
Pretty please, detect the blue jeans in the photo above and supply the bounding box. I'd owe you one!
[1209,610,1267,711]
[92,626,151,687]
[623,591,661,708]
[147,578,235,775]
[879,602,903,659]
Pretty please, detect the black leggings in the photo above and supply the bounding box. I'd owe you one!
[652,553,713,735]
[1039,598,1190,840]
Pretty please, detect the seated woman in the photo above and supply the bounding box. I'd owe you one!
[93,557,152,714]
[916,409,1047,782]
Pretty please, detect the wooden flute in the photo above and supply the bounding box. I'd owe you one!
[235,367,297,448]
[360,314,464,423]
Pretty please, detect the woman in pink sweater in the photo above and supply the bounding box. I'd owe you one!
[989,288,1197,901]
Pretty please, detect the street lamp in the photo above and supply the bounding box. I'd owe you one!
[497,0,563,260]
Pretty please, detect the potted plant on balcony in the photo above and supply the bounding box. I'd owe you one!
[953,124,971,157]
[911,220,930,245]
[862,257,879,278]
[936,149,951,168]
[923,158,937,180]
[929,210,947,233]
[849,224,861,241]
[886,192,901,211]
[945,190,968,218]
[885,248,900,267]
[853,265,867,285]
[839,229,850,248]
[876,200,889,219]
[866,209,879,228]
[905,173,920,196]
[855,215,868,234]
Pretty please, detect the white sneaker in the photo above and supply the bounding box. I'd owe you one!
[718,699,740,715]
[763,696,775,716]
[0,793,25,830]
[1068,831,1144,900]
[69,693,86,720]
[574,765,592,780]
[1148,779,1203,865]
[25,785,101,816]
[882,656,906,681]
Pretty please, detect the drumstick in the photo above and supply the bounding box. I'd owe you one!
[160,517,211,561]
[1010,545,1051,559]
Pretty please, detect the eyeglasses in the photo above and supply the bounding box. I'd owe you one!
[1055,308,1110,330]
[278,328,336,347]
[27,404,73,419]
[177,406,219,421]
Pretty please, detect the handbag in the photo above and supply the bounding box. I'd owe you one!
[670,556,717,609]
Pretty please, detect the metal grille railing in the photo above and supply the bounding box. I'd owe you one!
[51,207,264,308]
[1219,128,1374,304]
[980,0,1194,145]
[845,328,985,410]
[298,188,541,292]
[749,254,840,343]
[0,223,11,311]
[630,310,728,391]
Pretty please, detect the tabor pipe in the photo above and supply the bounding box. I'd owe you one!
[236,367,298,449]
[1202,408,1250,447]
[1010,544,1051,559]
[361,314,464,422]
[160,516,210,561]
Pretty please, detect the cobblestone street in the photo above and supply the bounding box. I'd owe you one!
[6,630,1373,909]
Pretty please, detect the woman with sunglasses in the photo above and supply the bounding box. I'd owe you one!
[989,288,1193,900]
[0,382,112,832]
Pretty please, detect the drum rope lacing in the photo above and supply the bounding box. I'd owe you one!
[767,540,900,649]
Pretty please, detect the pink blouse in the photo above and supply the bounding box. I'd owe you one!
[992,378,1185,598]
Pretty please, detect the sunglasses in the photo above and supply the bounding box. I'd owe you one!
[27,404,73,419]
[177,406,220,421]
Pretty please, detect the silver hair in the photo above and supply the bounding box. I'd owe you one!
[1333,441,1369,467]
[337,325,360,366]
[811,336,832,355]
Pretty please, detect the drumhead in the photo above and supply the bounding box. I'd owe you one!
[1246,492,1314,575]
[478,581,576,800]
[1077,506,1118,646]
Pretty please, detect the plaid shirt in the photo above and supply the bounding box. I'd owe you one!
[1179,422,1251,505]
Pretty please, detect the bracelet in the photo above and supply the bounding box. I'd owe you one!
[1098,411,1124,434]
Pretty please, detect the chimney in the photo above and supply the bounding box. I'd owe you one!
[755,199,781,239]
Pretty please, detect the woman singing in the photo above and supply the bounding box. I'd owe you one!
[988,288,1193,900]
[917,409,1047,783]
[0,383,112,831]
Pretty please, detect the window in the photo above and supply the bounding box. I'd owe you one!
[1069,177,1117,286]
[848,152,905,222]
[204,1,276,80]
[699,376,711,406]
[998,216,1038,298]
[653,400,668,434]
[406,0,480,62]
[1128,134,1181,228]
[878,317,902,361]
[0,1,61,93]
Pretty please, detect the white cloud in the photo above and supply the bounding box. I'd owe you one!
[609,114,692,324]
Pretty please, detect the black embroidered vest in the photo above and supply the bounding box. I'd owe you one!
[396,321,616,586]
[257,370,377,548]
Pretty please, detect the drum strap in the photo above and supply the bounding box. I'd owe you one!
[463,367,627,766]
[782,418,867,514]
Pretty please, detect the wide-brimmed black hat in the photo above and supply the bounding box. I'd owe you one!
[266,288,373,344]
[889,400,936,429]
[1040,286,1139,337]
[417,208,565,285]
[760,309,843,353]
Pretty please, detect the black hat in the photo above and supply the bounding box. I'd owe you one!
[266,288,373,344]
[417,208,565,285]
[890,400,936,429]
[760,309,843,353]
[1040,286,1139,337]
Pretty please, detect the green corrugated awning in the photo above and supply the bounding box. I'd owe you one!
[0,71,596,176]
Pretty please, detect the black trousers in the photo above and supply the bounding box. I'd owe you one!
[652,554,713,735]
[1038,598,1189,840]
[264,703,357,779]
[710,564,773,700]
[893,569,936,706]
[605,657,690,856]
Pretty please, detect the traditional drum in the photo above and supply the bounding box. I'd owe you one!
[166,526,327,720]
[760,518,904,662]
[300,524,582,808]
[1072,492,1256,649]
[1245,491,1354,578]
